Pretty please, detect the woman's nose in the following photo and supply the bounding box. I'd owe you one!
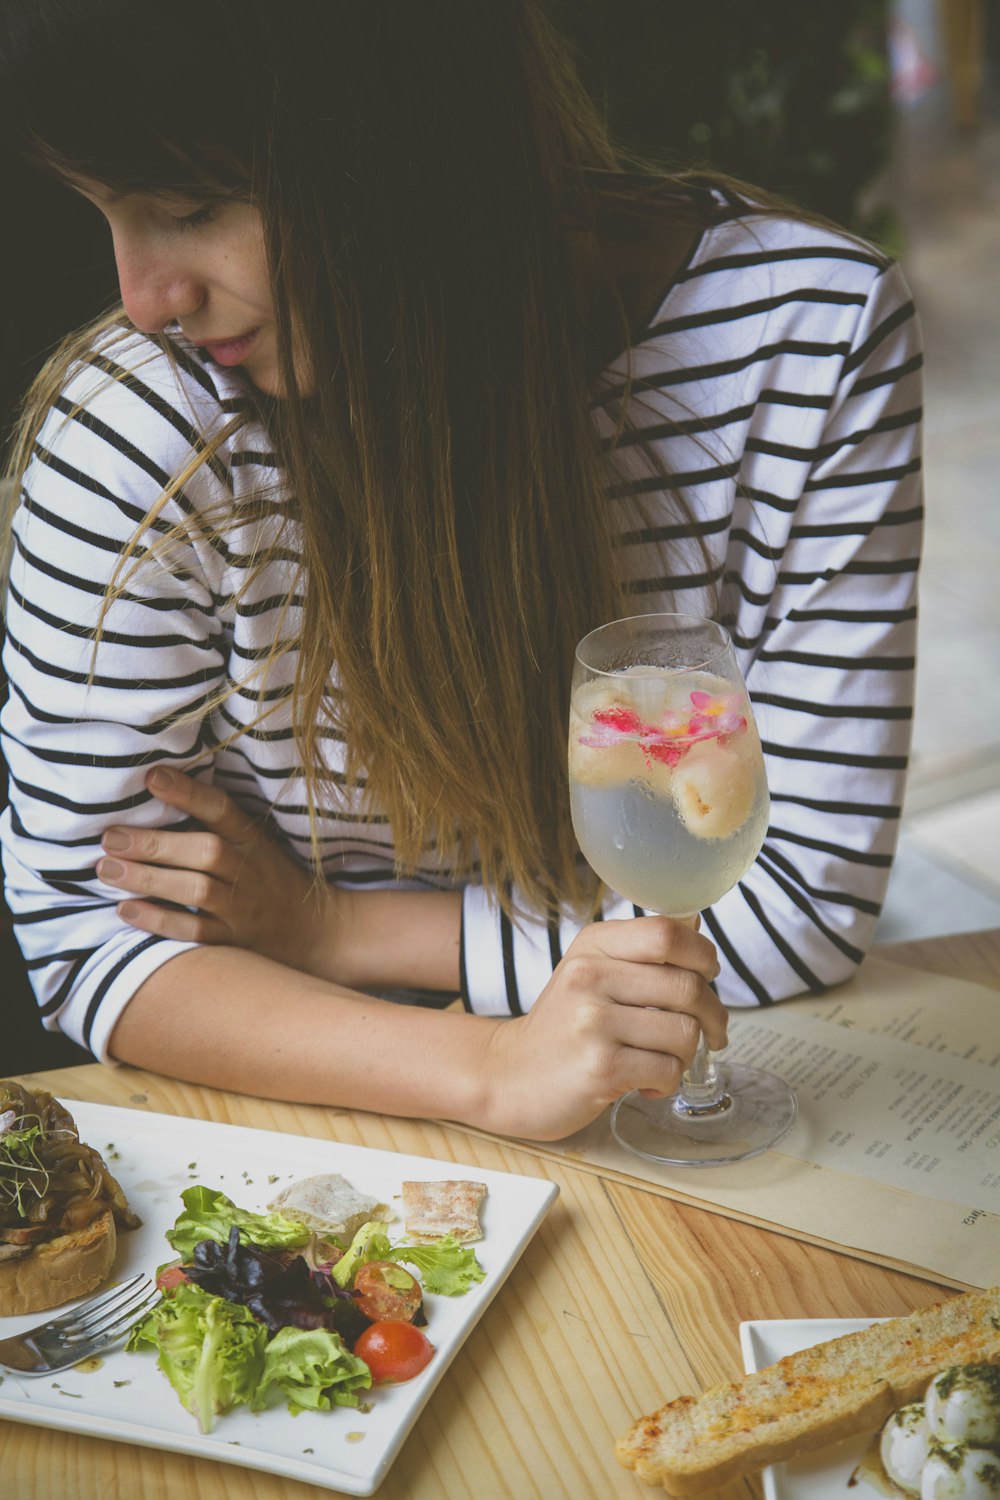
[112,233,204,334]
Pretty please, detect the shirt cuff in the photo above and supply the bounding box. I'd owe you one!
[62,936,200,1062]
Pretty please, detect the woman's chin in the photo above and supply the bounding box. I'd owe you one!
[245,360,314,399]
[246,368,284,396]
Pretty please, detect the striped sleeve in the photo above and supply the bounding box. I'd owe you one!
[710,259,921,1005]
[461,256,922,1015]
[1,343,231,1059]
[460,882,642,1016]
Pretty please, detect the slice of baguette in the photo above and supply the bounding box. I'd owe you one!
[616,1286,1000,1495]
[0,1209,117,1317]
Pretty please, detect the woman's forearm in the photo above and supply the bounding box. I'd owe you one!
[327,888,463,994]
[108,944,491,1120]
[106,916,730,1143]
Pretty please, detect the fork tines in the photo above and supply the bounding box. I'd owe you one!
[64,1274,159,1344]
[45,1271,147,1330]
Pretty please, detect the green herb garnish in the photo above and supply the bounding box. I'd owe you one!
[0,1114,56,1216]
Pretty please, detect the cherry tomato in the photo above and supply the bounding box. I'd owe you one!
[155,1264,189,1293]
[353,1261,423,1324]
[354,1320,434,1383]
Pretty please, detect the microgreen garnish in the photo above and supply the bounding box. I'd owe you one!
[0,1112,65,1216]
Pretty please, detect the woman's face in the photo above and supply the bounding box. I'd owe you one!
[73,183,304,396]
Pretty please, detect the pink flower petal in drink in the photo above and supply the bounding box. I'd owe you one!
[593,706,643,735]
[644,740,685,767]
[579,727,618,749]
[689,690,713,709]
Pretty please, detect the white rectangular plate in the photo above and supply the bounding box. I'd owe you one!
[739,1319,890,1500]
[0,1101,558,1495]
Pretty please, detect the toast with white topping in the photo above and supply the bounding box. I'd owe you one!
[616,1286,1000,1494]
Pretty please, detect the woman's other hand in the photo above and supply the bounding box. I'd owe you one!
[98,768,332,974]
[479,917,727,1141]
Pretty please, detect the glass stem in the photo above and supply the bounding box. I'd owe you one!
[680,1038,727,1108]
[671,912,730,1114]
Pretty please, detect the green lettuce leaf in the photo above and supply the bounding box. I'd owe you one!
[327,1219,485,1295]
[386,1235,486,1296]
[255,1326,372,1414]
[165,1185,310,1259]
[329,1220,390,1287]
[126,1282,266,1433]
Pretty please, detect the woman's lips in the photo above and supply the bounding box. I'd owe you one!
[198,330,259,366]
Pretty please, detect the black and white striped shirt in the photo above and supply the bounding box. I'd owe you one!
[1,211,922,1057]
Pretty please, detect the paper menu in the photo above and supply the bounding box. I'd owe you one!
[454,955,1000,1288]
[727,1006,1000,1208]
[790,956,1000,1070]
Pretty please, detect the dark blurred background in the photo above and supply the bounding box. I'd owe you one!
[0,0,905,457]
[3,0,999,1074]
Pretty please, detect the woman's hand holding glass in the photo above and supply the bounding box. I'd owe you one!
[481,915,728,1141]
[569,613,797,1164]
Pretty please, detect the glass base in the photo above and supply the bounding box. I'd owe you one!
[609,1062,797,1167]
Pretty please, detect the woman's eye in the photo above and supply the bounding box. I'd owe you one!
[171,205,216,231]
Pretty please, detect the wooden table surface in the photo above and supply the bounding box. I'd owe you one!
[2,928,997,1500]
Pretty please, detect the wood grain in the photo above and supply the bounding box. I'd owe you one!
[4,929,997,1500]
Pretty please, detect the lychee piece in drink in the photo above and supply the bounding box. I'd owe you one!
[671,741,756,839]
[568,682,644,788]
[568,714,643,786]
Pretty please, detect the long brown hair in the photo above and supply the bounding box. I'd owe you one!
[1,0,742,919]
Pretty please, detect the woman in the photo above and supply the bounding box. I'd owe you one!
[0,1,921,1139]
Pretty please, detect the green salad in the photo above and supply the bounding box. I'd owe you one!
[127,1184,485,1432]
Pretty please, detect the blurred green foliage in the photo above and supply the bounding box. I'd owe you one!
[557,0,896,248]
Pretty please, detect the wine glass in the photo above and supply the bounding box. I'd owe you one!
[568,612,797,1166]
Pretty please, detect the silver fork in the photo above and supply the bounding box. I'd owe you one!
[0,1273,161,1375]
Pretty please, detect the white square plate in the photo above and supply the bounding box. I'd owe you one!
[739,1319,889,1499]
[0,1101,558,1495]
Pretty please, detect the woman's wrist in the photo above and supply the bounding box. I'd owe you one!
[311,886,463,995]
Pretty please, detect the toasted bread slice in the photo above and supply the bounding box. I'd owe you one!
[0,1209,117,1317]
[401,1180,487,1243]
[616,1286,1000,1495]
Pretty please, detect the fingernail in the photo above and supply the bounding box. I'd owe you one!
[103,830,130,851]
[100,858,125,880]
[150,767,175,789]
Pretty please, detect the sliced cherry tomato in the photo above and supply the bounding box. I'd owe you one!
[354,1320,434,1383]
[353,1261,422,1324]
[155,1264,190,1293]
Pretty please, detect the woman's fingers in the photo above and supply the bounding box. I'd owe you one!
[145,766,257,842]
[101,826,241,881]
[612,1001,702,1068]
[612,1044,686,1099]
[563,941,728,1053]
[578,915,721,983]
[116,898,233,945]
[98,853,232,918]
[100,770,324,966]
[564,950,714,1016]
[100,768,257,892]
